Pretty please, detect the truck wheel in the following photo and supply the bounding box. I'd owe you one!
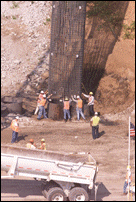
[41,183,48,198]
[68,187,89,201]
[41,181,58,198]
[47,187,67,201]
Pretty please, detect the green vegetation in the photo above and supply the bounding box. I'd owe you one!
[10,1,19,9]
[46,18,51,22]
[86,1,124,38]
[123,21,135,40]
[12,15,17,20]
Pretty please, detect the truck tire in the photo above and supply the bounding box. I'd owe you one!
[41,180,58,198]
[68,187,89,201]
[47,187,67,201]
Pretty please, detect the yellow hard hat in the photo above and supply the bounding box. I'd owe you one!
[89,92,93,95]
[29,139,34,143]
[127,165,131,169]
[65,97,68,101]
[41,138,45,142]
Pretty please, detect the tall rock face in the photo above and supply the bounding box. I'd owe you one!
[1,1,52,97]
[83,1,135,114]
[1,1,135,116]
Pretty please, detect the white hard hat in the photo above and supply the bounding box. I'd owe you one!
[127,165,131,170]
[16,116,19,119]
[43,94,46,98]
[77,95,80,99]
[40,90,44,94]
[95,112,98,115]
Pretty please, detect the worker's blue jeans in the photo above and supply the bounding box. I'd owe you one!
[123,181,131,193]
[37,106,47,119]
[64,109,70,120]
[11,131,18,143]
[76,108,85,121]
[92,126,99,139]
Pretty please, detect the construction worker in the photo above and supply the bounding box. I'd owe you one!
[10,116,19,143]
[62,97,72,122]
[123,165,132,195]
[37,93,52,120]
[71,95,85,121]
[90,112,100,139]
[34,90,48,115]
[82,92,95,117]
[38,138,46,150]
[26,139,36,149]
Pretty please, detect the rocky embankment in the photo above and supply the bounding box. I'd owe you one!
[1,1,135,127]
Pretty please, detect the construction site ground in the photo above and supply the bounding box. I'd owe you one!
[1,117,135,201]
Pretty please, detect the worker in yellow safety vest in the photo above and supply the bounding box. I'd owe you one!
[10,116,19,143]
[38,138,46,150]
[123,165,132,195]
[71,95,85,121]
[90,112,100,139]
[26,139,36,149]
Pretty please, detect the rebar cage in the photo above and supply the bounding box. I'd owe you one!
[48,1,86,98]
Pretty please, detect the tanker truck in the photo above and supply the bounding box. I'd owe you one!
[1,144,98,201]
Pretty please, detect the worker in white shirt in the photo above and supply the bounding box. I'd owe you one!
[26,139,36,149]
[82,91,95,117]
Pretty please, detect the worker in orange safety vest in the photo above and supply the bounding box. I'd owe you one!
[61,97,72,122]
[34,90,48,115]
[10,116,19,143]
[37,93,52,120]
[71,95,85,121]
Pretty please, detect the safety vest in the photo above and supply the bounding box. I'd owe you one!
[77,100,83,108]
[126,171,132,183]
[26,143,36,149]
[38,98,46,106]
[39,94,44,99]
[40,143,46,150]
[10,119,19,132]
[92,116,100,126]
[64,101,70,110]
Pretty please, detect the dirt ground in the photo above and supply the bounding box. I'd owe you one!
[1,117,135,201]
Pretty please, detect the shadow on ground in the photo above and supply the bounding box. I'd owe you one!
[1,179,43,198]
[89,182,111,201]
